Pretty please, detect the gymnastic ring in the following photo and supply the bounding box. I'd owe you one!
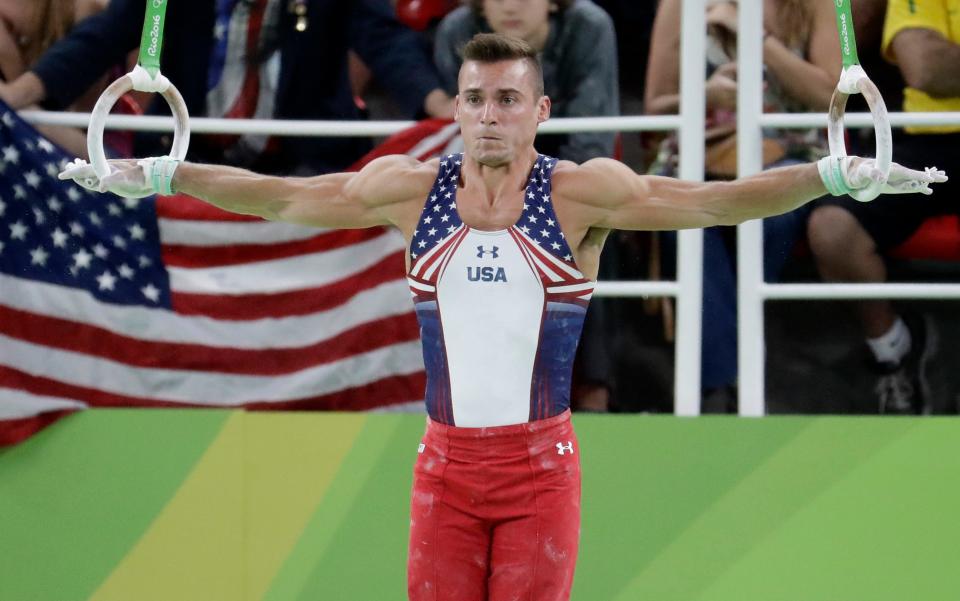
[827,65,892,202]
[87,65,190,180]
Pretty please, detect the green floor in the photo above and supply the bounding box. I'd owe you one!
[2,410,958,600]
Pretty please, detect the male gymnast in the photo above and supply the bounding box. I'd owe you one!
[61,32,945,601]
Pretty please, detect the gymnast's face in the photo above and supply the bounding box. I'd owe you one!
[455,59,550,167]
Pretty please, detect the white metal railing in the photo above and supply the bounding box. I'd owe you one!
[674,0,707,416]
[18,0,958,417]
[20,111,684,136]
[737,0,766,417]
[23,108,960,135]
[762,284,960,300]
[760,112,960,129]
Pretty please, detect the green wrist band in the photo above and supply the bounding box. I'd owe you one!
[818,156,851,197]
[148,157,180,196]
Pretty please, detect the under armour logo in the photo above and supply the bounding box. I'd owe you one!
[556,441,574,455]
[477,245,499,259]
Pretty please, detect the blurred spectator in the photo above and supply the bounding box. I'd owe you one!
[590,0,656,100]
[433,0,618,163]
[433,0,619,412]
[644,0,840,411]
[0,0,96,78]
[395,0,459,33]
[0,0,107,157]
[0,0,454,175]
[807,0,960,414]
[349,1,460,119]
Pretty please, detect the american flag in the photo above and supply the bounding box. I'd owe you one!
[0,102,462,445]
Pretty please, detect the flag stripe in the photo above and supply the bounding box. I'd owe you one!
[0,365,183,407]
[0,305,420,375]
[242,372,427,411]
[0,387,88,419]
[171,252,408,320]
[156,194,264,222]
[1,273,413,348]
[0,368,424,414]
[0,407,78,446]
[407,122,462,159]
[167,232,404,294]
[158,218,331,247]
[162,227,388,267]
[2,334,426,404]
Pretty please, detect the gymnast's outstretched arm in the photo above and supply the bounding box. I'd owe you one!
[60,154,437,231]
[552,157,946,233]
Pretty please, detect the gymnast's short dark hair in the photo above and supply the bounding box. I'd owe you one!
[460,33,545,97]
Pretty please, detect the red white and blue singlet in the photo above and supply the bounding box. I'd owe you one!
[407,154,595,427]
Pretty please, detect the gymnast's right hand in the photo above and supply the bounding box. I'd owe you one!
[59,156,180,198]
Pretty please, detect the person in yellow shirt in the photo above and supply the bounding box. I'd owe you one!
[807,0,959,415]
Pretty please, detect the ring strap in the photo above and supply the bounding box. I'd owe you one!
[139,0,170,79]
[833,0,860,69]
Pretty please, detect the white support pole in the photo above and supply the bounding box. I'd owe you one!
[676,0,707,417]
[736,0,766,417]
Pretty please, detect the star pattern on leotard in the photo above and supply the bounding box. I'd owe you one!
[410,156,463,261]
[410,154,574,264]
[515,156,574,261]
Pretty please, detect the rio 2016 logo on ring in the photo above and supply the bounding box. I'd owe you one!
[147,1,165,58]
[838,14,850,56]
[147,15,161,57]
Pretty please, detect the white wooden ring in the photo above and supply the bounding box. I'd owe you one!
[827,66,892,202]
[87,69,190,179]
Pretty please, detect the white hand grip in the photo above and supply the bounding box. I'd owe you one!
[87,69,190,179]
[827,65,892,202]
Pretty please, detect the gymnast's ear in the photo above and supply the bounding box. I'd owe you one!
[537,95,551,124]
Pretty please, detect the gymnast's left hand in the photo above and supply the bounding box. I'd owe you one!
[846,157,948,195]
[819,155,948,197]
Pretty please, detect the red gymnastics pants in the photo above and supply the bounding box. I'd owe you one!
[407,410,581,601]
